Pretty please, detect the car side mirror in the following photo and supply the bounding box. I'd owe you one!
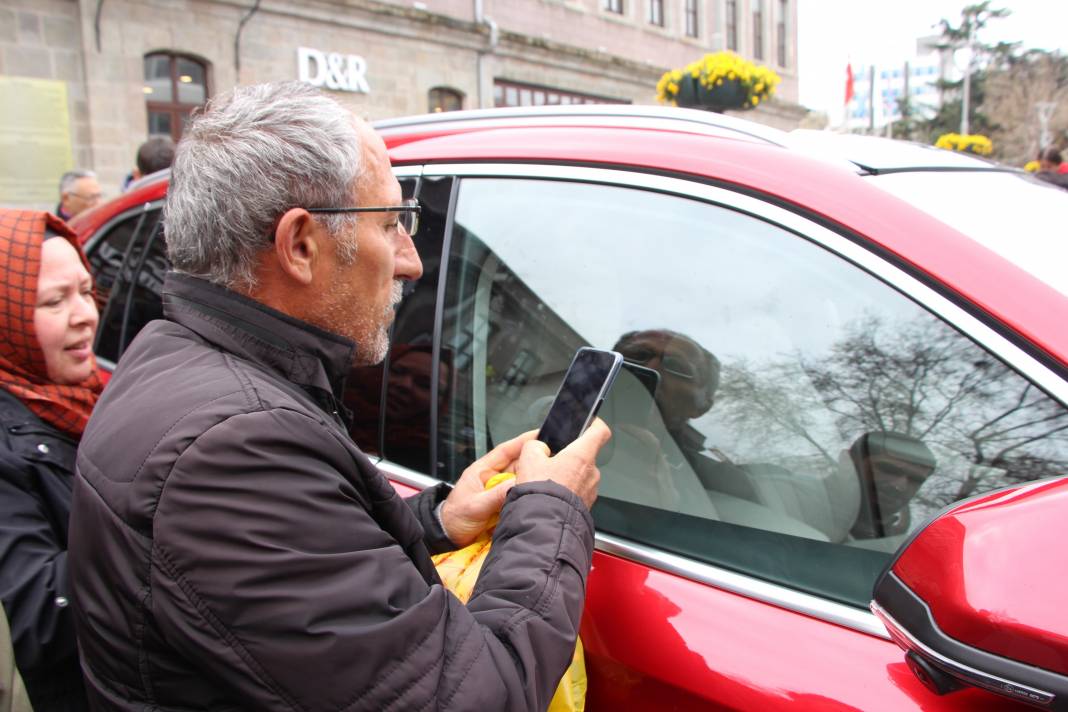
[870,477,1068,710]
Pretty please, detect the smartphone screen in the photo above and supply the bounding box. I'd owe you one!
[537,347,623,454]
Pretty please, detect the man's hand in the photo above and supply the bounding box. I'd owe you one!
[515,419,611,510]
[439,431,536,547]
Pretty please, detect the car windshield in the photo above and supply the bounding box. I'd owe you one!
[869,170,1068,297]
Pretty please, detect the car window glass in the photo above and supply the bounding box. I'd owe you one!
[346,177,449,467]
[438,177,1068,608]
[87,207,165,364]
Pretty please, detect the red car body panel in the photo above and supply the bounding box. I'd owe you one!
[581,552,1019,712]
[893,476,1068,678]
[74,120,1065,711]
[387,126,1068,371]
[69,178,168,241]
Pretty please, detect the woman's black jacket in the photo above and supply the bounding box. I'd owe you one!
[0,389,87,711]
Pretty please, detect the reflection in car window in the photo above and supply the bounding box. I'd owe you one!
[438,177,1068,607]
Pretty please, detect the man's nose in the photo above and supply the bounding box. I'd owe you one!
[394,228,423,282]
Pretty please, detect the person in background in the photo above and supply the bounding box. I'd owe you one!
[0,210,102,711]
[1035,147,1068,190]
[121,136,176,191]
[54,172,101,222]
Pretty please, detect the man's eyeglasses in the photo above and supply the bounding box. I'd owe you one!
[306,198,421,237]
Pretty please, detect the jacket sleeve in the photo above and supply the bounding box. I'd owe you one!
[405,482,456,555]
[0,453,77,675]
[151,407,595,712]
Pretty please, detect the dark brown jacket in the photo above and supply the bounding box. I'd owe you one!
[69,273,595,711]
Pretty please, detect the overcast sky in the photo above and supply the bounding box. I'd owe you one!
[797,0,1068,118]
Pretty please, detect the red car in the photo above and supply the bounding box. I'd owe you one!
[71,105,1068,711]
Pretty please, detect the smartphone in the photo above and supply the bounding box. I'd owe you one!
[537,347,624,455]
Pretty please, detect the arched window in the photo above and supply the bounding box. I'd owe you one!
[143,52,210,142]
[428,87,464,113]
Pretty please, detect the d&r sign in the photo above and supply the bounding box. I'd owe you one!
[297,47,370,93]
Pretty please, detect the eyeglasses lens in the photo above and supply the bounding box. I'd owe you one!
[401,199,419,236]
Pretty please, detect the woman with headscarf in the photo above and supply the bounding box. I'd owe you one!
[0,210,102,711]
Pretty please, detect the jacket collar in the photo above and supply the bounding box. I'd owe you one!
[161,272,356,405]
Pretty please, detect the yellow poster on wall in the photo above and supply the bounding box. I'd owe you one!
[0,77,73,206]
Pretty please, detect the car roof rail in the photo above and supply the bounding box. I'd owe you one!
[372,104,789,147]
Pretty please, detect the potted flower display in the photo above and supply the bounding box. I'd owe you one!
[656,51,781,113]
[934,133,993,156]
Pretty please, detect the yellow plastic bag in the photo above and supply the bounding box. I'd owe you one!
[432,473,587,712]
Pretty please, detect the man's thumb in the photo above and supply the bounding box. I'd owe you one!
[517,438,551,477]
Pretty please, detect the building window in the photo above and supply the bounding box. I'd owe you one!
[685,0,699,37]
[493,79,628,108]
[777,0,788,67]
[143,52,209,143]
[725,0,738,50]
[648,0,664,26]
[603,0,623,13]
[428,87,464,113]
[753,0,764,59]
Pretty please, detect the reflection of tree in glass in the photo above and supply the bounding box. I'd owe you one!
[716,313,1068,518]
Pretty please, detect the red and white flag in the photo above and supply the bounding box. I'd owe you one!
[845,63,855,105]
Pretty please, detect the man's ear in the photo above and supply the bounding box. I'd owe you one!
[272,208,321,285]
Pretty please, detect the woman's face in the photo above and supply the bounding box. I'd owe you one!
[34,238,98,385]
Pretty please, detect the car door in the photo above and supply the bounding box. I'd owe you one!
[373,162,1068,710]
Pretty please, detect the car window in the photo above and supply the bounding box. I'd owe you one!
[436,177,1068,608]
[86,206,166,364]
[348,176,450,468]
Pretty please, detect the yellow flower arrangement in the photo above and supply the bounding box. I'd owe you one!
[656,51,780,111]
[1024,160,1040,172]
[934,133,993,156]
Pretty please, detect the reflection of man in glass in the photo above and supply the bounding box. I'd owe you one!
[611,330,756,501]
[345,344,451,471]
[612,329,719,438]
[848,432,937,539]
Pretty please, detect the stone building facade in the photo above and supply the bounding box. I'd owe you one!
[0,0,803,207]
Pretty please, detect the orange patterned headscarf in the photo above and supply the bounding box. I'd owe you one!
[0,210,102,437]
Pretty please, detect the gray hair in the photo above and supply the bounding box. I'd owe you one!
[59,169,96,195]
[164,82,362,290]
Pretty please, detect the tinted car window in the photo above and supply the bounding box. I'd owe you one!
[87,206,166,364]
[348,177,450,469]
[437,177,1068,607]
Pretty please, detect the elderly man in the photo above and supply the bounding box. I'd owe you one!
[69,82,608,711]
[55,170,102,221]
